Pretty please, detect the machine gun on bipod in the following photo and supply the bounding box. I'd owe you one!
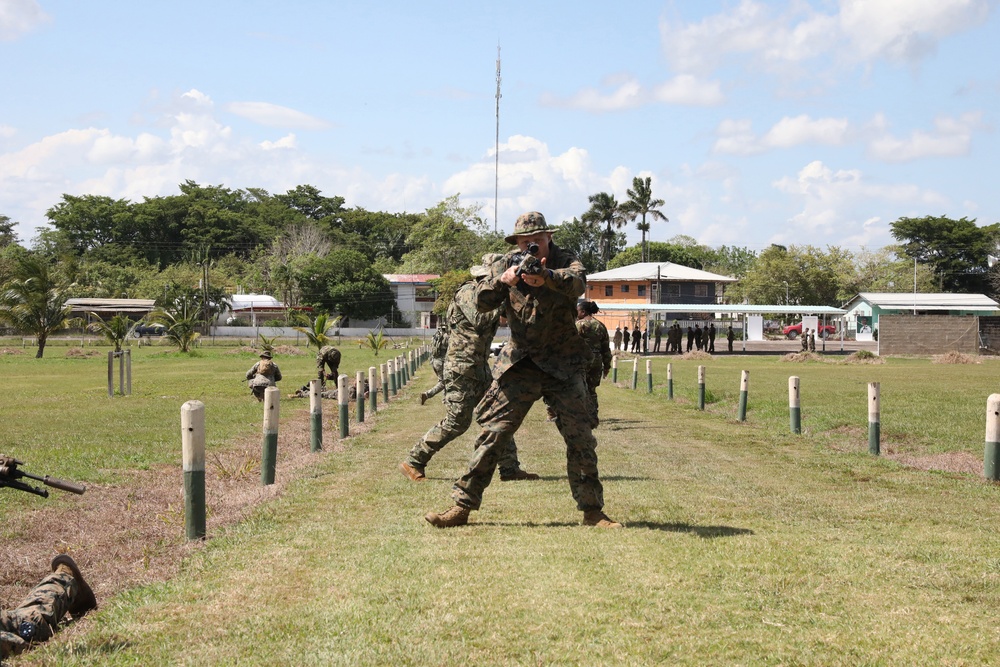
[0,456,87,498]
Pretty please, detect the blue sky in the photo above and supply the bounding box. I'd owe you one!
[1,0,998,254]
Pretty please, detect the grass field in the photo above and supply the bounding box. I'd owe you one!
[4,343,1000,665]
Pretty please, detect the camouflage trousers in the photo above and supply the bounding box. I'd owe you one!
[423,358,446,401]
[0,570,77,659]
[451,360,604,512]
[583,365,603,429]
[407,372,522,476]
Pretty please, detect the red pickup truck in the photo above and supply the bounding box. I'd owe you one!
[782,322,836,339]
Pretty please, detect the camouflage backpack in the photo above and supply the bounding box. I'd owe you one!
[430,323,449,361]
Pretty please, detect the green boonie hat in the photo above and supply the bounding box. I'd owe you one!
[504,211,551,244]
[259,351,272,359]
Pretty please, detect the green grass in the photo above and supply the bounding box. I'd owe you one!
[9,349,1000,665]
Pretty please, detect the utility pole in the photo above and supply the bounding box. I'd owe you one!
[494,43,501,233]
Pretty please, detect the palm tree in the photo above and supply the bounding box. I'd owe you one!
[622,176,668,263]
[0,256,74,358]
[293,313,342,349]
[87,313,141,352]
[149,297,201,353]
[364,328,391,356]
[582,192,627,270]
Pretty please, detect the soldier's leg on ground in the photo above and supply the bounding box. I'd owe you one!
[543,373,604,512]
[0,569,78,657]
[406,374,482,469]
[451,366,542,510]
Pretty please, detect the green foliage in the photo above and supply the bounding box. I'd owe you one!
[0,214,18,247]
[551,217,605,273]
[608,242,707,270]
[733,244,852,307]
[582,192,628,270]
[257,334,277,353]
[0,254,74,357]
[364,329,391,356]
[86,313,141,352]
[621,176,668,262]
[397,195,503,275]
[429,271,473,315]
[890,215,1000,292]
[295,249,394,322]
[149,297,202,352]
[293,312,342,349]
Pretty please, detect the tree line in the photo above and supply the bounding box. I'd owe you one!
[1,178,998,356]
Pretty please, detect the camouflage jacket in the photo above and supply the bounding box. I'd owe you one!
[475,242,591,381]
[577,316,612,374]
[445,281,500,382]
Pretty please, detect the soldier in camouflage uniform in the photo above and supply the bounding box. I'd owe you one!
[245,351,282,401]
[401,260,536,483]
[1,555,96,660]
[425,211,622,529]
[316,345,341,389]
[420,321,448,405]
[575,300,612,428]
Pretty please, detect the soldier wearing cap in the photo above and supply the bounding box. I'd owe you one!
[245,350,282,401]
[401,255,536,483]
[316,345,341,390]
[1,555,97,660]
[425,211,622,529]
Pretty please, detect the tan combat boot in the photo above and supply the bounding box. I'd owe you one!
[51,554,97,616]
[399,461,426,482]
[425,505,470,528]
[583,510,623,529]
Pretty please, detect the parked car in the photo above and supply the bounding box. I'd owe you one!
[134,324,166,337]
[783,322,836,339]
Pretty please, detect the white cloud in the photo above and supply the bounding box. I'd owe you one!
[541,74,723,111]
[0,0,48,41]
[772,160,947,245]
[868,111,982,161]
[659,0,994,79]
[226,101,331,130]
[0,124,15,138]
[261,134,297,150]
[714,115,850,155]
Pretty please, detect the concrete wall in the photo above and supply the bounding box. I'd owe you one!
[979,316,1000,354]
[878,314,978,355]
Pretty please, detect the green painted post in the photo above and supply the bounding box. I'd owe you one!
[631,358,638,390]
[667,363,673,400]
[868,382,880,455]
[984,394,1000,480]
[646,359,653,393]
[309,379,322,452]
[381,363,389,402]
[261,387,280,485]
[402,354,409,385]
[181,400,206,540]
[369,366,377,414]
[789,376,801,434]
[697,365,706,410]
[410,350,416,375]
[611,356,618,383]
[389,359,397,396]
[356,370,365,423]
[396,356,403,390]
[737,370,749,422]
[338,374,349,439]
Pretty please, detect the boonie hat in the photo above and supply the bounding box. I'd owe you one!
[470,253,505,278]
[259,351,273,359]
[504,211,551,244]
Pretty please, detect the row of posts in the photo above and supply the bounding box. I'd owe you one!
[611,356,1000,484]
[181,347,428,540]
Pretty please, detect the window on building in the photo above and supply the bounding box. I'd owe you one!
[637,285,646,297]
[621,285,630,294]
[605,285,613,297]
[694,284,708,298]
[665,285,680,298]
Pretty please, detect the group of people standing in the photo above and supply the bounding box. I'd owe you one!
[613,321,737,355]
[612,325,646,354]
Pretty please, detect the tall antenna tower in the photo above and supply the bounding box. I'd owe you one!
[494,43,501,233]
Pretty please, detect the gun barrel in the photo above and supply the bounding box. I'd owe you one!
[42,476,86,495]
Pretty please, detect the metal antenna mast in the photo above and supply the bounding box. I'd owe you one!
[494,43,501,233]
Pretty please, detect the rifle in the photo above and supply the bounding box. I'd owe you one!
[0,457,87,498]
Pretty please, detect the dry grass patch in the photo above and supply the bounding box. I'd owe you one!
[779,352,825,362]
[0,347,25,355]
[65,347,103,359]
[678,350,713,360]
[932,351,980,364]
[890,450,982,475]
[842,350,885,364]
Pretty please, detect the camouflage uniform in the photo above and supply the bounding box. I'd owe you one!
[576,316,612,428]
[449,237,605,513]
[0,570,78,659]
[246,355,282,400]
[423,323,449,402]
[405,281,524,477]
[316,345,341,389]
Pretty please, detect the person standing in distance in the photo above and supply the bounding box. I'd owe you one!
[425,212,621,529]
[575,300,612,429]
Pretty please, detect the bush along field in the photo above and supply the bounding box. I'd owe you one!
[5,346,1000,665]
